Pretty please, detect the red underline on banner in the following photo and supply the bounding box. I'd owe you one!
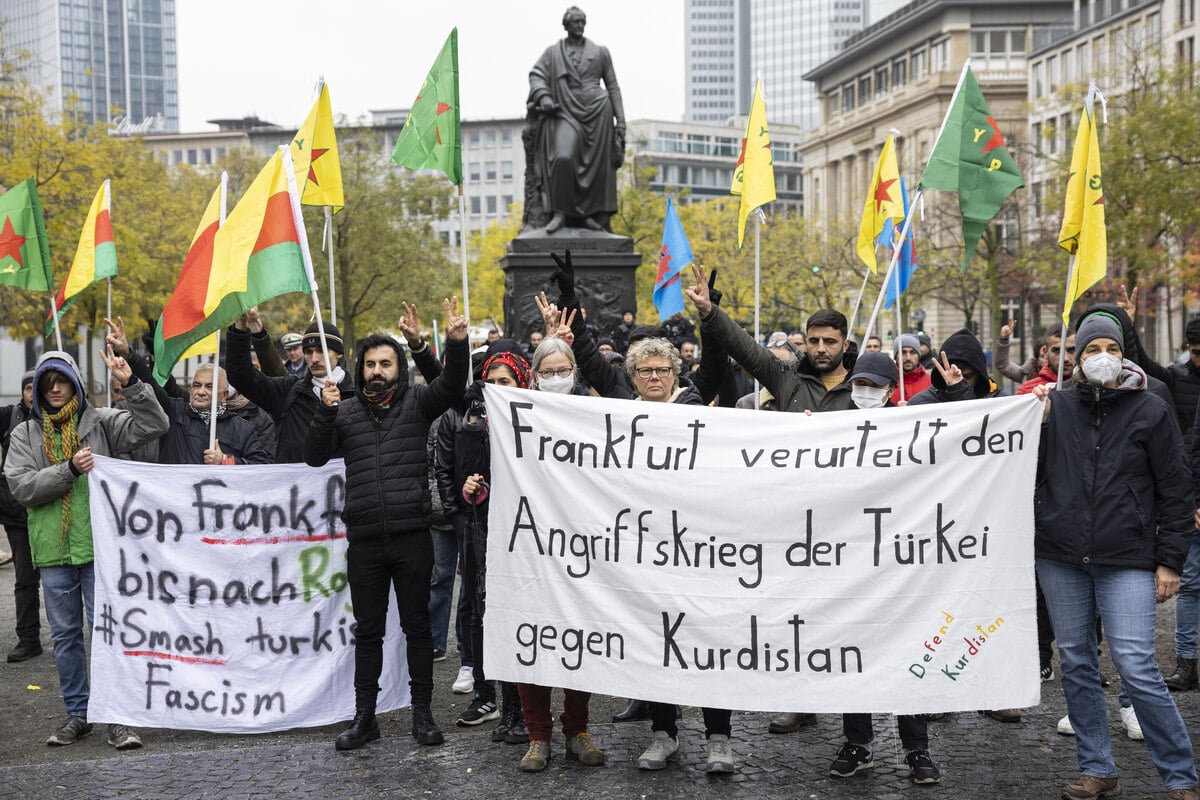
[199,532,348,546]
[123,650,227,665]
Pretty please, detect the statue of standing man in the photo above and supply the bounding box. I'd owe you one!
[526,7,626,233]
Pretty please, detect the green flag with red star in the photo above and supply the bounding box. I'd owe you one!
[391,29,462,185]
[0,178,53,292]
[918,65,1023,271]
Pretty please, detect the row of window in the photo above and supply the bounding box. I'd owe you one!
[1031,13,1162,99]
[166,146,227,166]
[655,132,741,157]
[464,129,515,147]
[465,161,515,183]
[828,38,949,115]
[466,195,515,216]
[691,87,734,95]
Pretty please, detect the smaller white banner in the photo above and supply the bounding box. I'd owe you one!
[88,456,409,733]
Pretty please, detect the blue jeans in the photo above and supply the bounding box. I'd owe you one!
[40,563,95,719]
[1037,559,1197,790]
[1175,532,1200,659]
[428,527,459,654]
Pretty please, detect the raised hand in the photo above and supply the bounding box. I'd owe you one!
[708,266,723,307]
[549,250,576,303]
[534,291,559,334]
[684,263,712,317]
[98,344,132,386]
[245,306,264,334]
[551,307,577,341]
[1116,285,1139,321]
[104,316,130,357]
[930,351,963,387]
[1000,317,1016,339]
[444,296,468,342]
[397,302,423,348]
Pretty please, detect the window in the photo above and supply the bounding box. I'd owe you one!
[468,162,481,182]
[502,194,513,210]
[1011,29,1027,54]
[501,161,513,181]
[930,39,949,71]
[970,31,987,57]
[171,148,182,163]
[485,130,497,146]
[1032,121,1042,151]
[892,59,907,88]
[469,196,481,214]
[858,74,871,102]
[501,129,513,145]
[186,149,197,165]
[467,131,480,146]
[842,83,855,112]
[1048,56,1058,91]
[485,162,497,181]
[911,48,927,79]
[486,196,497,214]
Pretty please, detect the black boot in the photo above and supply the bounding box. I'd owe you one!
[1165,657,1199,691]
[6,640,43,663]
[492,684,514,743]
[505,694,528,744]
[335,711,380,750]
[412,705,445,746]
[612,698,650,723]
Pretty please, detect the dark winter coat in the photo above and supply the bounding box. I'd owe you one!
[1074,303,1175,410]
[700,306,855,413]
[1036,362,1194,572]
[908,328,1008,404]
[0,401,33,527]
[304,336,469,541]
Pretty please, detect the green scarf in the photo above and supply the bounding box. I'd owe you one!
[42,394,80,553]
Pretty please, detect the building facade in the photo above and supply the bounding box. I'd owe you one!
[2,0,178,131]
[684,0,752,123]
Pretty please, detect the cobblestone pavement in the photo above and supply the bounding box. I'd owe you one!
[0,562,1198,799]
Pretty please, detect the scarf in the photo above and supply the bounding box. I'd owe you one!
[190,403,227,424]
[311,366,347,398]
[362,384,397,408]
[42,395,81,553]
[482,351,531,388]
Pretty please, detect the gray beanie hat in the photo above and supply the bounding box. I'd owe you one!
[20,370,35,388]
[894,334,920,353]
[1075,311,1123,357]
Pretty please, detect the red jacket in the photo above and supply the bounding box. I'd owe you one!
[1017,365,1059,395]
[891,365,932,405]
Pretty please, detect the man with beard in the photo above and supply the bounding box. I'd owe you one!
[892,334,932,405]
[305,298,469,751]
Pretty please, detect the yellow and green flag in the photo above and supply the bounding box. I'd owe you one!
[391,29,462,185]
[291,79,344,212]
[0,178,53,292]
[46,180,117,335]
[731,78,776,248]
[1058,89,1106,324]
[856,133,903,272]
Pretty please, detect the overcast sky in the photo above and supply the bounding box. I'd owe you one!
[175,1,686,132]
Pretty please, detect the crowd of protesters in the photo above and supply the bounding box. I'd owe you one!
[1,260,1198,799]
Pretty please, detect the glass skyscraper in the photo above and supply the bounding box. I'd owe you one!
[684,0,752,123]
[1,0,178,131]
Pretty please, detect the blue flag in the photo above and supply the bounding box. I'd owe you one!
[881,177,917,310]
[653,198,694,321]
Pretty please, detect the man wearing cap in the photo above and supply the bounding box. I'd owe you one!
[892,334,932,405]
[305,298,470,751]
[0,370,41,662]
[281,332,306,377]
[6,348,168,749]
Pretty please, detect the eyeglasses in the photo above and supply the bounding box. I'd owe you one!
[537,367,573,378]
[634,366,675,379]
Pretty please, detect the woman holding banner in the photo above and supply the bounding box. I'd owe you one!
[1032,310,1199,800]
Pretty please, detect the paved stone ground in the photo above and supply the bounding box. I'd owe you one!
[0,558,1198,799]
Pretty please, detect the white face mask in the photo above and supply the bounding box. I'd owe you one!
[851,384,889,409]
[1081,352,1122,385]
[538,375,575,394]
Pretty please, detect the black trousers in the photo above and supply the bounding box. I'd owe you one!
[460,514,494,702]
[843,713,928,751]
[347,531,435,711]
[649,702,731,739]
[5,525,39,643]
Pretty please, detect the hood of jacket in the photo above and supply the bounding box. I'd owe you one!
[354,335,409,406]
[31,350,86,420]
[930,328,990,396]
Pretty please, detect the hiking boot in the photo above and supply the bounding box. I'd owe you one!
[107,724,143,750]
[46,716,92,746]
[335,712,380,750]
[1041,665,1055,682]
[1167,788,1200,800]
[1057,714,1075,736]
[566,731,605,765]
[520,740,550,772]
[985,708,1022,722]
[6,641,43,663]
[830,742,872,777]
[411,705,444,746]
[637,730,678,770]
[705,734,734,774]
[504,707,528,744]
[768,711,817,733]
[456,697,499,726]
[906,749,941,784]
[1119,705,1143,740]
[1061,774,1120,799]
[1166,657,1199,691]
[452,665,474,694]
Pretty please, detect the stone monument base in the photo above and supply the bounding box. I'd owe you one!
[501,228,642,346]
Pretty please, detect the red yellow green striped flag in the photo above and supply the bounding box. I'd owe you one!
[177,179,226,361]
[45,180,117,335]
[152,148,314,384]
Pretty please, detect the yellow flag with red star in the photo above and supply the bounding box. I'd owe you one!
[1058,89,1106,324]
[731,78,776,248]
[856,133,903,273]
[291,79,343,212]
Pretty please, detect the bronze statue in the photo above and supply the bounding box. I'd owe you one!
[526,6,626,233]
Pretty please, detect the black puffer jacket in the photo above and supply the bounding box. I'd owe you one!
[1164,361,1200,448]
[0,401,33,526]
[304,336,469,540]
[1036,361,1194,572]
[908,328,1008,404]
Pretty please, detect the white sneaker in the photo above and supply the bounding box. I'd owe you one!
[706,733,734,774]
[1056,714,1075,735]
[1119,704,1143,740]
[637,730,678,770]
[451,665,474,694]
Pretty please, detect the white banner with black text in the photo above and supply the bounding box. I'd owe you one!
[483,387,1044,714]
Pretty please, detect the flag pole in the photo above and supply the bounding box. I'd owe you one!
[49,296,62,351]
[280,146,334,378]
[1057,254,1078,390]
[893,244,906,403]
[753,209,763,410]
[457,184,472,386]
[209,171,228,451]
[325,206,336,325]
[106,277,113,406]
[863,189,922,345]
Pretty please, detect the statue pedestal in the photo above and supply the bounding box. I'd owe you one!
[501,228,643,345]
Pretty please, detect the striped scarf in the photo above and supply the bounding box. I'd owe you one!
[41,395,80,552]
